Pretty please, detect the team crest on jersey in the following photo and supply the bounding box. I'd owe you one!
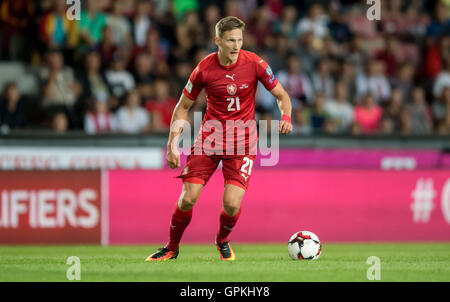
[227,83,237,95]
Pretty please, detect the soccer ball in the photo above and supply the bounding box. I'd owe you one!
[288,231,322,260]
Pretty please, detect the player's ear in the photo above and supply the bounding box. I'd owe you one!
[215,36,220,47]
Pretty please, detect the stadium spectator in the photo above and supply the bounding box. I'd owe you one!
[40,49,82,125]
[408,86,433,134]
[404,2,431,38]
[78,0,108,51]
[399,108,413,135]
[78,50,112,106]
[276,55,314,105]
[135,26,166,64]
[51,110,69,133]
[353,93,382,134]
[432,58,450,99]
[223,0,248,22]
[131,0,154,47]
[383,88,406,133]
[172,0,199,21]
[375,36,401,79]
[432,86,450,127]
[295,3,329,39]
[263,34,290,73]
[292,104,312,135]
[105,52,136,100]
[310,93,332,134]
[133,51,157,100]
[265,0,283,19]
[107,0,133,49]
[356,60,391,104]
[340,59,358,104]
[390,61,415,104]
[347,36,369,74]
[311,58,334,100]
[38,0,79,50]
[0,0,35,60]
[437,108,450,135]
[98,25,119,69]
[118,0,137,18]
[115,89,150,133]
[203,5,222,51]
[247,5,274,49]
[380,115,395,134]
[144,79,177,132]
[295,31,321,75]
[0,82,26,132]
[426,1,450,38]
[84,92,118,134]
[169,58,192,99]
[327,2,353,44]
[324,81,354,133]
[272,5,298,42]
[346,2,379,40]
[180,10,205,51]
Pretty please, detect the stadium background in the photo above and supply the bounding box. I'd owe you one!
[0,0,449,248]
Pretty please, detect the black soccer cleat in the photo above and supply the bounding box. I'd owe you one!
[215,241,236,261]
[145,247,179,261]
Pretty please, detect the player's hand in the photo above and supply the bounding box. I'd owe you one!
[166,148,181,168]
[279,120,293,134]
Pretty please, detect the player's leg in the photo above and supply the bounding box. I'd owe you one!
[215,183,246,261]
[146,153,219,261]
[215,155,255,260]
[146,181,203,261]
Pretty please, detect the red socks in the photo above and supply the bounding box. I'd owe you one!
[166,205,193,252]
[165,205,242,250]
[215,208,242,244]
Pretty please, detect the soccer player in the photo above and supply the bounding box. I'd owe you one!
[146,16,292,261]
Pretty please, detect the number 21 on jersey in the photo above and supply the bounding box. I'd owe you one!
[227,97,240,111]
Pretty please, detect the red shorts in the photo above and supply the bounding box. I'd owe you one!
[176,153,256,191]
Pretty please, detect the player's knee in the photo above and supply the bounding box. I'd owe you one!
[178,192,198,210]
[223,199,240,216]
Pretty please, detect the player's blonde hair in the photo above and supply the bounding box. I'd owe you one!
[215,16,245,38]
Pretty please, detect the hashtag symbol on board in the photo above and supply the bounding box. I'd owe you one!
[410,178,436,223]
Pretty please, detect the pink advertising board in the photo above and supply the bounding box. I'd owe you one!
[164,148,444,169]
[108,169,450,244]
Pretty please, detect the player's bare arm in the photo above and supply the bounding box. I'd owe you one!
[270,82,293,134]
[166,94,195,168]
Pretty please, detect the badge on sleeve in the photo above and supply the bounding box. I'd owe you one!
[185,79,193,93]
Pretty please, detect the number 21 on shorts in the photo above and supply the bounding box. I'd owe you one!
[240,157,253,182]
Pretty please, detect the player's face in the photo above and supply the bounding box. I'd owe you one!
[216,29,243,63]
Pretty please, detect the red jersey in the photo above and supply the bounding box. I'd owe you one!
[182,50,278,155]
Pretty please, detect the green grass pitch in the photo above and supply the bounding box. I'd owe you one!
[0,243,449,282]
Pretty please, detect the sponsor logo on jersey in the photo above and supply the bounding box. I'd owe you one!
[239,84,248,89]
[185,79,193,93]
[225,74,235,81]
[227,83,237,95]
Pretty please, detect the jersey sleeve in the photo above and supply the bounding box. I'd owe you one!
[182,65,204,101]
[255,55,278,92]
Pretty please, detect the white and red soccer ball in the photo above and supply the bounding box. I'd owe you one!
[288,231,322,260]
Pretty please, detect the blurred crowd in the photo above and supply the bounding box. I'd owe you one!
[0,0,450,135]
